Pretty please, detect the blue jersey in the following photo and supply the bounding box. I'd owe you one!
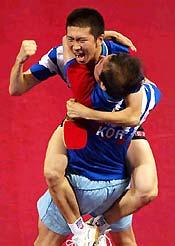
[65,61,161,181]
[30,40,129,82]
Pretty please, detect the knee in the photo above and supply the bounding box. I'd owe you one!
[137,185,158,206]
[44,168,60,186]
[111,229,137,246]
[44,155,67,185]
[117,236,137,246]
[33,239,39,246]
[34,238,40,246]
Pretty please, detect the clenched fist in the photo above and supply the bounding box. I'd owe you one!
[16,40,37,64]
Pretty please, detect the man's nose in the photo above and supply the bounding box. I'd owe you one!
[73,42,81,52]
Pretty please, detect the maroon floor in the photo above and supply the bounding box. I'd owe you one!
[0,1,175,245]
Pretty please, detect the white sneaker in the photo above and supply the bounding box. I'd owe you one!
[94,230,112,246]
[66,224,100,246]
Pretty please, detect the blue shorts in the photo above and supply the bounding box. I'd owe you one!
[37,174,132,236]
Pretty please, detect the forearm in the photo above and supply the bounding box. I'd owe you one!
[87,90,143,126]
[9,40,39,96]
[9,59,40,96]
[104,30,136,51]
[9,59,26,96]
[86,107,140,127]
[67,91,142,126]
[105,30,124,40]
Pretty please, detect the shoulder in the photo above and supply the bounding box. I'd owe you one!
[46,45,63,61]
[103,39,129,54]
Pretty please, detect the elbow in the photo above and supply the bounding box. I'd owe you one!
[127,117,140,127]
[9,86,22,96]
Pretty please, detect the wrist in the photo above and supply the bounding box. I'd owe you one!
[86,108,101,121]
[85,108,94,120]
[16,55,26,65]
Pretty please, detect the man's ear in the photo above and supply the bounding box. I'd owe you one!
[100,81,106,91]
[97,34,104,46]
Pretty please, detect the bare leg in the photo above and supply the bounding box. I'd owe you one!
[34,219,66,246]
[103,139,158,224]
[111,226,137,246]
[44,126,80,223]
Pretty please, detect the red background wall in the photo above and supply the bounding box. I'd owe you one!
[0,0,175,245]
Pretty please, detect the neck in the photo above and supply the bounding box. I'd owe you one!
[87,44,102,70]
[95,44,102,63]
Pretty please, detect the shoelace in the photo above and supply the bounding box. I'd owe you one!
[66,234,89,246]
[66,238,78,246]
[95,230,112,246]
[96,234,112,246]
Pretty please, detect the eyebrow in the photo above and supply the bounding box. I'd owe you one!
[67,36,88,40]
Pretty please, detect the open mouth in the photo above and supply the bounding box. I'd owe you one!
[74,52,86,63]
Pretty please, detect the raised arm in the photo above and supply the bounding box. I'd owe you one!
[9,40,40,96]
[67,89,143,127]
[104,30,137,51]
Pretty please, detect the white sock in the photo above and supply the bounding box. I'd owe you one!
[68,217,86,235]
[93,215,110,233]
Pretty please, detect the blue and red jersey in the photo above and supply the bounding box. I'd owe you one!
[64,60,161,181]
[29,40,161,180]
[30,40,129,83]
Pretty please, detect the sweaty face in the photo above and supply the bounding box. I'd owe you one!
[66,26,102,64]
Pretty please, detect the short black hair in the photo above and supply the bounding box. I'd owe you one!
[99,53,144,100]
[66,8,104,39]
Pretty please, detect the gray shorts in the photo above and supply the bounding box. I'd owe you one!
[37,174,132,236]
